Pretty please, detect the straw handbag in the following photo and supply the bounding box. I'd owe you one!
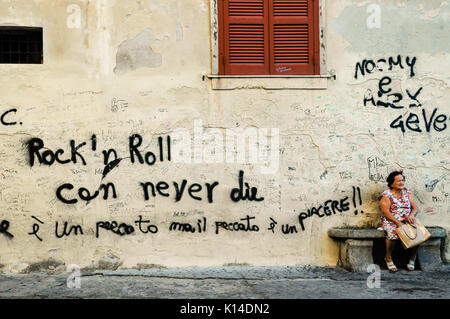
[397,219,431,249]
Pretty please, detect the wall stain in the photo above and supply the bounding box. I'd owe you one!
[331,1,449,54]
[114,29,162,74]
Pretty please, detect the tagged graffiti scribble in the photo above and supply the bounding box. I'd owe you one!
[354,55,417,79]
[356,55,449,134]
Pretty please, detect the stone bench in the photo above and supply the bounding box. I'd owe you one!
[328,227,447,272]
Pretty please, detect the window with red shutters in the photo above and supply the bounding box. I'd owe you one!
[218,0,319,75]
[220,0,270,75]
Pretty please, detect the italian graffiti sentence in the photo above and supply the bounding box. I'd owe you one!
[4,132,368,242]
[3,184,363,242]
[298,186,363,231]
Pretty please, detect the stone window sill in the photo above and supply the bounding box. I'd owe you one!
[203,74,335,90]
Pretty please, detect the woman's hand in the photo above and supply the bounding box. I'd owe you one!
[407,214,416,224]
[396,220,405,227]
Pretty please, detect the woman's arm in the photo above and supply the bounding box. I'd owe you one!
[380,196,404,227]
[407,193,418,224]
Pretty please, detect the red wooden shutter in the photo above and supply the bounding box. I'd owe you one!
[269,0,318,75]
[220,0,270,75]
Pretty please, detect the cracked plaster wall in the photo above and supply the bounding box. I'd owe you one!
[0,0,448,272]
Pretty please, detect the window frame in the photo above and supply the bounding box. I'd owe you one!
[0,26,43,64]
[216,0,321,76]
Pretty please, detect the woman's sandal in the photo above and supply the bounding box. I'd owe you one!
[407,260,415,271]
[385,258,398,272]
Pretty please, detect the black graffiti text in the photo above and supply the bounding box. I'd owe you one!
[363,77,423,110]
[230,170,264,202]
[1,108,21,126]
[169,217,207,233]
[140,179,219,203]
[55,221,83,238]
[27,137,87,167]
[298,187,363,231]
[215,215,259,234]
[390,108,448,133]
[281,224,298,234]
[355,55,417,79]
[56,182,117,204]
[28,216,44,242]
[134,215,158,234]
[96,221,134,238]
[129,134,171,165]
[298,197,350,231]
[0,220,14,238]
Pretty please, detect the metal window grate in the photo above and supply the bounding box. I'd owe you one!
[0,27,43,64]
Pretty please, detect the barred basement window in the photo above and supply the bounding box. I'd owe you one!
[0,27,43,64]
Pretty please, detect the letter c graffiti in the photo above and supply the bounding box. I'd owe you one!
[56,183,78,204]
[1,108,18,126]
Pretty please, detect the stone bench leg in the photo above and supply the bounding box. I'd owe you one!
[339,239,373,272]
[418,238,444,271]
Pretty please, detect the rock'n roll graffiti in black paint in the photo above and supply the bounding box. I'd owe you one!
[26,134,265,206]
[267,218,278,233]
[169,217,207,233]
[298,197,349,231]
[230,170,264,202]
[140,180,219,203]
[134,215,158,234]
[215,215,259,234]
[96,221,135,238]
[54,170,264,205]
[28,216,44,242]
[55,221,83,238]
[351,186,363,215]
[27,134,172,168]
[1,108,21,126]
[27,138,87,166]
[91,134,97,151]
[22,216,160,240]
[129,135,171,165]
[0,220,14,238]
[56,182,117,204]
[281,224,298,234]
[102,157,122,180]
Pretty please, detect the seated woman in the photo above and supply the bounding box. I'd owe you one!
[379,171,418,272]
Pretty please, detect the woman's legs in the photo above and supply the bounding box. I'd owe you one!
[385,238,396,261]
[406,246,418,271]
[386,241,418,270]
[384,238,398,271]
[409,247,418,261]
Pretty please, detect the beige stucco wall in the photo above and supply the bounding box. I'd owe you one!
[0,0,448,272]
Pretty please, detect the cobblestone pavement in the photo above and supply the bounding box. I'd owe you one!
[0,265,449,299]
